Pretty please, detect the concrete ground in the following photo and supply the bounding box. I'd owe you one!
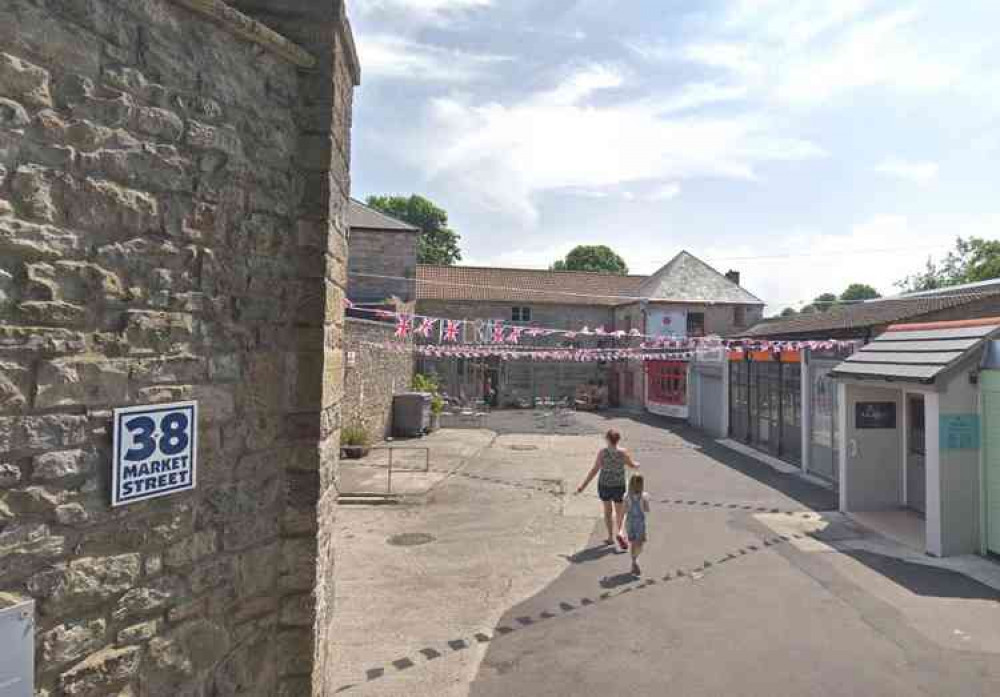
[329,411,1000,696]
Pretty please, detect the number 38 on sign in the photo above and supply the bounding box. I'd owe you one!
[112,401,197,506]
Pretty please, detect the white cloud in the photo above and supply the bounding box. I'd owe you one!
[875,158,939,186]
[357,34,511,82]
[647,183,681,201]
[356,0,492,20]
[402,65,823,225]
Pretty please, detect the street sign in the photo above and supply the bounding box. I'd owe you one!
[0,600,33,697]
[112,401,197,507]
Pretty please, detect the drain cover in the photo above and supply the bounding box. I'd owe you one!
[509,444,538,451]
[387,533,435,547]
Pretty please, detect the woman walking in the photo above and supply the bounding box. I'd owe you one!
[576,429,640,550]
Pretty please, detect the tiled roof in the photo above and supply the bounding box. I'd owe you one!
[638,251,762,304]
[416,265,646,306]
[348,199,419,232]
[416,251,763,307]
[830,317,1000,384]
[741,290,1000,338]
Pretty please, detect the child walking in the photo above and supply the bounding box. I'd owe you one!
[622,474,650,576]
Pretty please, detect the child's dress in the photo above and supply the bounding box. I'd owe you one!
[625,492,648,543]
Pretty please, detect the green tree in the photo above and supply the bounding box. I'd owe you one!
[839,283,881,302]
[551,245,628,274]
[811,292,839,312]
[366,194,462,266]
[780,307,798,317]
[897,237,1000,292]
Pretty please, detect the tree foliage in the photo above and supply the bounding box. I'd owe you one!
[780,307,798,317]
[897,237,1000,292]
[840,283,881,302]
[551,245,629,275]
[365,194,462,266]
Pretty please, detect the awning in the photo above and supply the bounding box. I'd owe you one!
[829,317,1000,384]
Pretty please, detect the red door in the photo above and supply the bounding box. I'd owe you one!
[646,361,688,416]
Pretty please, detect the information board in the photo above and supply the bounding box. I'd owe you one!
[855,401,896,429]
[0,600,33,697]
[112,401,197,506]
[940,414,980,450]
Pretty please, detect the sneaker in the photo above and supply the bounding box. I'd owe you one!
[617,534,629,551]
[631,562,641,576]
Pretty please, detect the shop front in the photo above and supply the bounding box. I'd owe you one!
[728,350,803,466]
[646,360,689,418]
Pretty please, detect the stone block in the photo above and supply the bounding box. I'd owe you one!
[112,575,184,623]
[279,592,314,628]
[0,215,81,261]
[70,92,133,128]
[41,618,107,668]
[33,449,97,481]
[10,165,56,222]
[280,539,316,593]
[146,621,230,694]
[1,414,89,452]
[5,485,62,516]
[207,354,240,381]
[0,97,29,128]
[117,619,159,645]
[236,542,280,598]
[60,176,159,237]
[0,359,30,411]
[0,522,65,583]
[59,645,140,697]
[36,357,130,408]
[79,145,193,193]
[48,260,127,303]
[276,628,313,677]
[0,462,22,487]
[0,52,52,108]
[163,529,217,569]
[0,325,86,353]
[29,553,141,614]
[185,120,243,159]
[17,300,87,327]
[123,310,195,353]
[192,385,236,422]
[55,502,89,525]
[189,556,235,594]
[131,354,207,384]
[130,105,183,141]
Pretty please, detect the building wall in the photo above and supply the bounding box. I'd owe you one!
[342,319,413,442]
[417,300,615,332]
[347,227,417,303]
[937,363,982,555]
[0,1,357,695]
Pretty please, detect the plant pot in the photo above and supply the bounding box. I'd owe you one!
[340,445,370,460]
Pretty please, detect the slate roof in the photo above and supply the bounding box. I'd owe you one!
[638,251,762,305]
[416,251,762,307]
[829,317,1000,384]
[347,199,419,232]
[741,289,1000,338]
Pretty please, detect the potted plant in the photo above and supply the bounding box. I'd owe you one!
[340,425,370,459]
[430,394,444,431]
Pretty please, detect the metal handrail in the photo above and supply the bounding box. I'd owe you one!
[368,446,431,494]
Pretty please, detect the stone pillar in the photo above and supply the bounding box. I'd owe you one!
[228,2,360,693]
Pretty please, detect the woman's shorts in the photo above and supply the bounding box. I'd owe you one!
[598,484,626,502]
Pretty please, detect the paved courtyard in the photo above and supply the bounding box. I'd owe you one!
[331,411,1000,696]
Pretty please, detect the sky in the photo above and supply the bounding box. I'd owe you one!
[347,0,1000,313]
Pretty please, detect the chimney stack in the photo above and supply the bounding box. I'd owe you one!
[725,270,741,286]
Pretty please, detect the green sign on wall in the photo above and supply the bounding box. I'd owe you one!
[940,414,980,450]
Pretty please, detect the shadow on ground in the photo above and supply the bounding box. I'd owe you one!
[844,550,1000,601]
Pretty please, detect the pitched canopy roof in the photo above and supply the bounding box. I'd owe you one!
[347,198,419,232]
[741,289,1000,338]
[416,251,762,307]
[829,317,1000,384]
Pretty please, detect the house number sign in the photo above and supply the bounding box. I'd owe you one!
[112,401,198,506]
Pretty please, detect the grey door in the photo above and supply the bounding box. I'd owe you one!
[809,365,839,482]
[906,395,926,514]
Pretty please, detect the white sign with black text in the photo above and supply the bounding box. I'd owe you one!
[112,400,197,506]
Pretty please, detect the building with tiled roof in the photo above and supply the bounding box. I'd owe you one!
[347,199,419,303]
[740,281,1000,341]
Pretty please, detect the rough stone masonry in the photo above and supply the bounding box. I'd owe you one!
[0,1,359,695]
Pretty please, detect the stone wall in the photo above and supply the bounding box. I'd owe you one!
[0,1,358,695]
[347,227,418,304]
[342,319,413,442]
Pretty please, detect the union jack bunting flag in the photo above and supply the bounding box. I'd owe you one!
[416,317,437,338]
[443,320,461,342]
[395,314,412,338]
[507,326,524,344]
[492,321,506,343]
